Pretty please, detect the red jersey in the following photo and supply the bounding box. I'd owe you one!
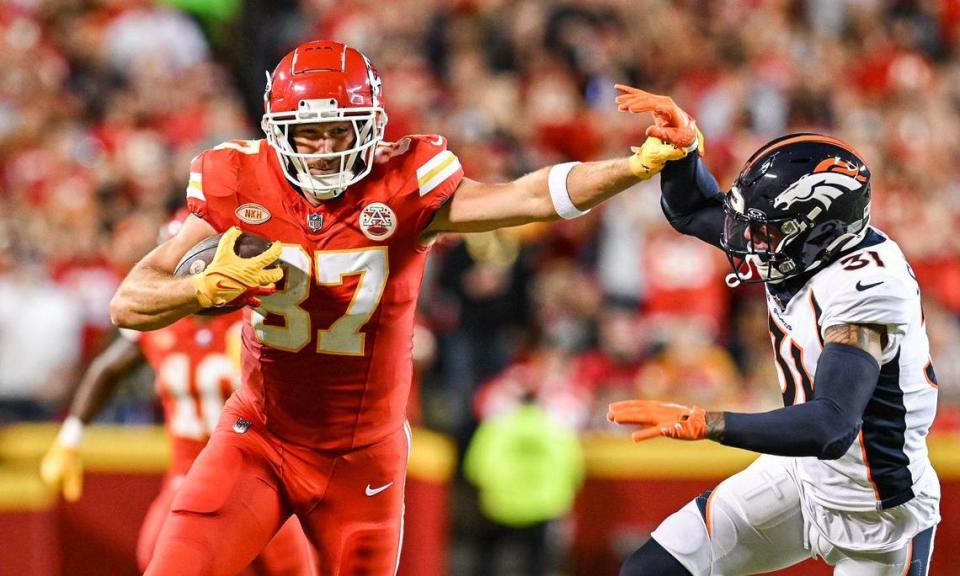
[186,136,462,450]
[123,314,242,470]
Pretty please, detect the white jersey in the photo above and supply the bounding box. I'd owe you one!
[764,228,939,512]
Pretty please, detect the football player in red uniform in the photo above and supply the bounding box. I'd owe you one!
[110,40,689,576]
[40,308,317,575]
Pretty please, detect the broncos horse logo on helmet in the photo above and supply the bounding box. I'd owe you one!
[774,157,868,212]
[721,133,872,285]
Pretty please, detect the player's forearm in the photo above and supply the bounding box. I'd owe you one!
[68,339,144,423]
[705,401,860,459]
[564,158,640,214]
[493,158,638,225]
[659,153,725,248]
[70,366,124,424]
[706,343,880,459]
[110,264,201,330]
[660,153,722,214]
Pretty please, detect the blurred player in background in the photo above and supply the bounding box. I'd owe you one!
[609,88,940,575]
[109,39,694,575]
[41,214,316,576]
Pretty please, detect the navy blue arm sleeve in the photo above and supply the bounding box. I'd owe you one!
[659,152,725,249]
[720,343,880,460]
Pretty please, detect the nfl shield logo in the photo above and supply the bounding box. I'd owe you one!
[307,213,324,232]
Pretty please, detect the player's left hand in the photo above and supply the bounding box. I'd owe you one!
[615,84,702,150]
[607,400,707,442]
[40,441,83,502]
[193,227,284,309]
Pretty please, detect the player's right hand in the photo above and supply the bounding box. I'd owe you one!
[40,441,83,502]
[615,84,704,157]
[193,227,284,309]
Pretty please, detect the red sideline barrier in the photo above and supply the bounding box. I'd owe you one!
[0,472,58,576]
[0,425,456,576]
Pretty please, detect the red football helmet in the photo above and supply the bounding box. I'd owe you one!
[261,40,388,201]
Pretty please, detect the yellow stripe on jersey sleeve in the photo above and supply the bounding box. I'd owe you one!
[417,150,461,197]
[186,171,205,201]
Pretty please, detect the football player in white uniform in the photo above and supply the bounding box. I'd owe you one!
[608,88,940,576]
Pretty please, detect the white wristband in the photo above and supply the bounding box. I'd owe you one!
[548,161,589,220]
[57,416,85,449]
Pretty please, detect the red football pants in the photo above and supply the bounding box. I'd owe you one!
[138,473,316,575]
[144,402,410,576]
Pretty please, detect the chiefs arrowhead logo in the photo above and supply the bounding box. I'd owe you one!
[359,202,397,241]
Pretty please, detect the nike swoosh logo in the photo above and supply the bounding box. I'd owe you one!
[364,482,394,497]
[856,280,884,291]
[215,280,236,290]
[430,136,443,146]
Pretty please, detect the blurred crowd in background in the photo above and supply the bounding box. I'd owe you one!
[6,0,960,572]
[3,0,960,474]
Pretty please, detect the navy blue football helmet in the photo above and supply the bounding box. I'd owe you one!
[721,133,872,284]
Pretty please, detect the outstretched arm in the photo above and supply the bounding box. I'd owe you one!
[68,336,146,424]
[425,159,641,234]
[40,335,146,501]
[614,85,727,248]
[659,153,726,249]
[423,86,695,236]
[609,323,883,460]
[708,323,882,459]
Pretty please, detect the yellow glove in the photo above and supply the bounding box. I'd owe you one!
[40,418,84,502]
[628,137,691,180]
[193,227,284,309]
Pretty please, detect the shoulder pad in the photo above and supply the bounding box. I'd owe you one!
[374,134,463,196]
[187,149,232,201]
[407,135,461,197]
[186,143,256,229]
[816,254,916,332]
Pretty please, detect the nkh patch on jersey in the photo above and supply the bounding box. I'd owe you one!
[235,203,271,225]
[763,229,938,513]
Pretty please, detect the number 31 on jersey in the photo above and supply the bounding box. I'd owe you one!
[252,245,388,356]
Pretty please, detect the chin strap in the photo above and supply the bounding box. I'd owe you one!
[296,169,355,201]
[724,254,770,287]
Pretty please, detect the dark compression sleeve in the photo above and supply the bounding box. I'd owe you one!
[659,152,725,248]
[720,343,881,460]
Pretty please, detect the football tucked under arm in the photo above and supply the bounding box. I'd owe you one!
[175,228,282,315]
